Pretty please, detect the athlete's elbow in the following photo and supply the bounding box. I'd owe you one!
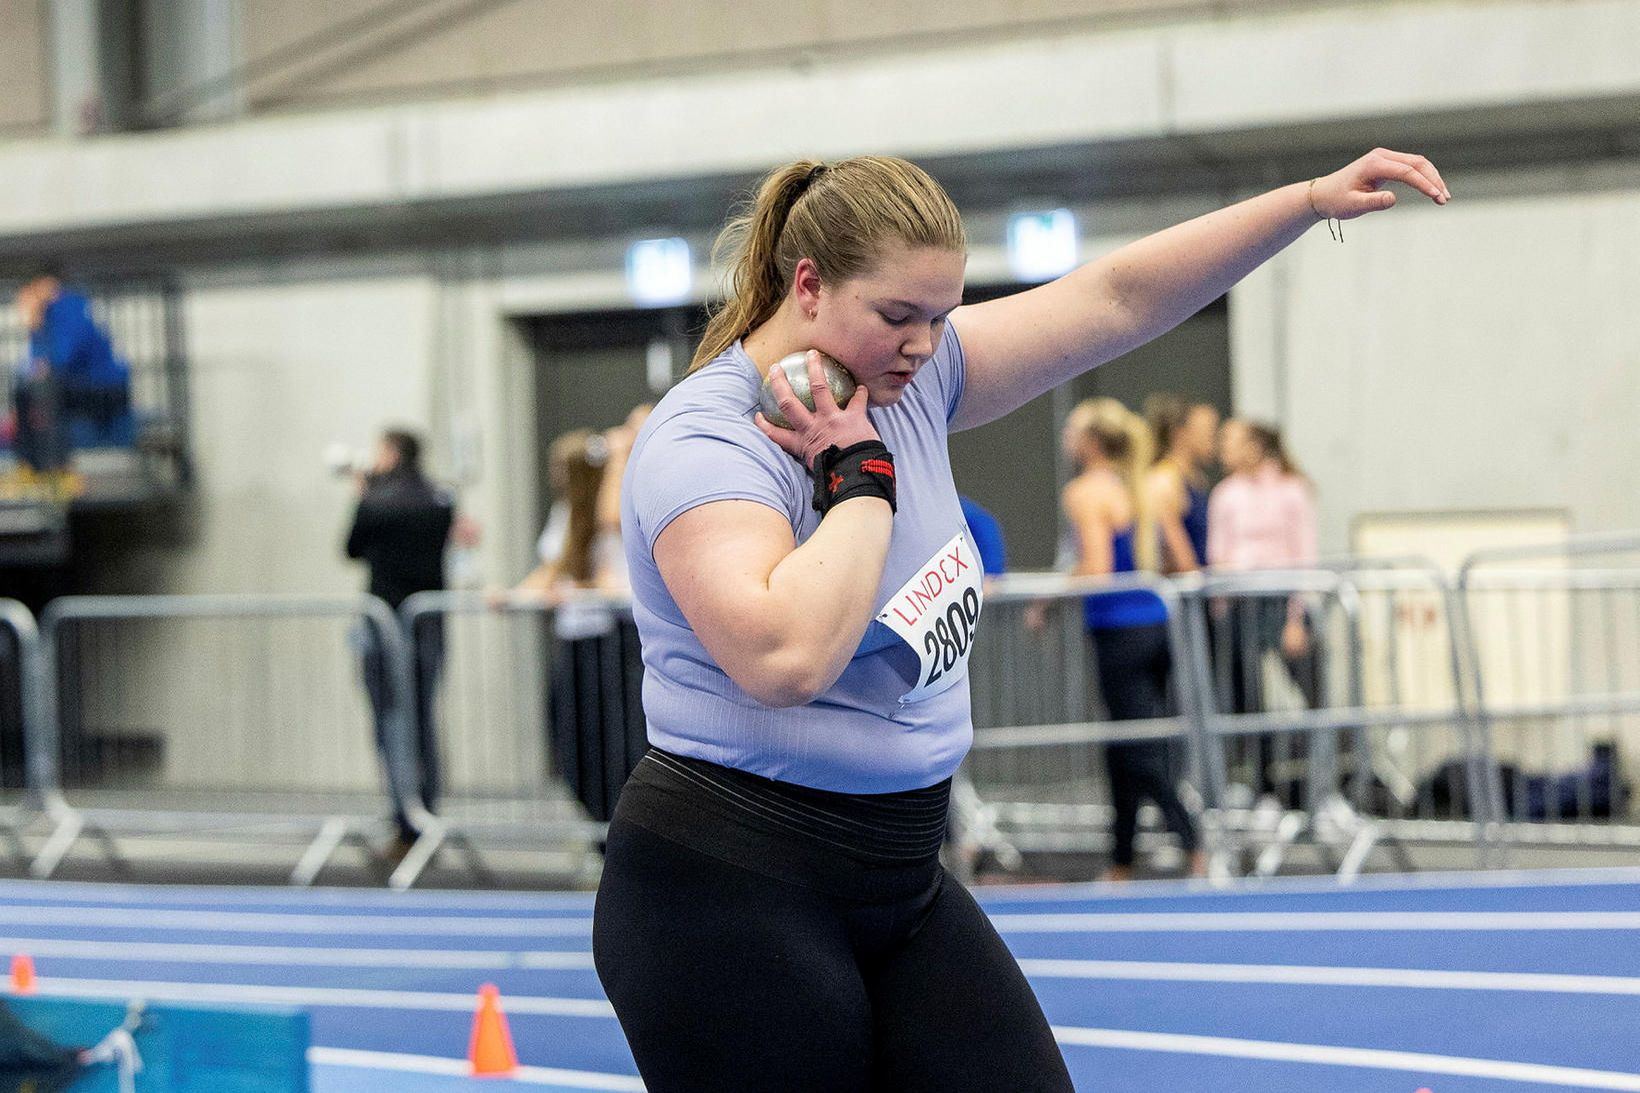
[747,683,817,709]
[739,676,820,709]
[737,649,834,708]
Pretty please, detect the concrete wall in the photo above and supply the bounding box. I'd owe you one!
[6,0,1640,244]
[0,0,51,137]
[235,0,1320,111]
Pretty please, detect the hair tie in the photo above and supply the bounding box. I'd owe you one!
[794,163,827,198]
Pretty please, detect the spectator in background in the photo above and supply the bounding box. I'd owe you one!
[1207,418,1320,802]
[958,494,1007,585]
[345,427,457,853]
[11,270,132,494]
[1143,394,1219,574]
[1061,397,1203,881]
[512,405,650,825]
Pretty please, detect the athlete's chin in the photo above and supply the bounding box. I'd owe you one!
[867,373,919,405]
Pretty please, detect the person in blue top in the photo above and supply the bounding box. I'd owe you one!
[958,493,1007,580]
[596,150,1449,1090]
[1061,397,1205,882]
[1143,392,1219,574]
[12,271,132,479]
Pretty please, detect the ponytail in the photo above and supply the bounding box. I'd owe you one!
[1143,392,1189,466]
[691,161,824,372]
[1118,411,1158,572]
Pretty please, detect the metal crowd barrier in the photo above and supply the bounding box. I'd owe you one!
[396,591,627,889]
[0,599,81,868]
[955,572,1209,877]
[1456,534,1640,856]
[33,594,423,885]
[1175,567,1500,879]
[957,567,1494,883]
[4,533,1635,887]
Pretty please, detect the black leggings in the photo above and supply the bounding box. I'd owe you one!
[1089,622,1199,867]
[549,620,648,822]
[593,754,1073,1092]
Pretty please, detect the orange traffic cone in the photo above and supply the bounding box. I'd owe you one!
[468,983,518,1077]
[10,954,35,994]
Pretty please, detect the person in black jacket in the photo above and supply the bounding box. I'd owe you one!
[345,428,455,848]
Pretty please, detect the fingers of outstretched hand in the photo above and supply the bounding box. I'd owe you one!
[1371,146,1449,201]
[1319,148,1450,221]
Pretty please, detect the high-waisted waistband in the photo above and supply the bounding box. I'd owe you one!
[612,748,951,901]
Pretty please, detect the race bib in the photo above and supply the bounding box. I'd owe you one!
[875,531,984,704]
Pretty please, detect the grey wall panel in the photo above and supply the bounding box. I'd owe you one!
[1230,166,1640,555]
[0,0,51,136]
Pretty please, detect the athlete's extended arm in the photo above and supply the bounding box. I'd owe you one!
[948,149,1450,431]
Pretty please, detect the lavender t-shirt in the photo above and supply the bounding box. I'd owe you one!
[620,327,975,793]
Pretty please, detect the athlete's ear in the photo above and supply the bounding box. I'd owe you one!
[793,258,824,319]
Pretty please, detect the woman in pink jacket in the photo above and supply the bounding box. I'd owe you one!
[1207,419,1320,803]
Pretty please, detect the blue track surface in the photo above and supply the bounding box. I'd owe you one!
[4,868,1640,1091]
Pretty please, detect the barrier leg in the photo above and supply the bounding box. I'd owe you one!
[290,816,351,887]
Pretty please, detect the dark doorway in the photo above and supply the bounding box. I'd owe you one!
[526,305,706,533]
[948,290,1230,569]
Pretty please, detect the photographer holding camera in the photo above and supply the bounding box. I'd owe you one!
[344,427,462,855]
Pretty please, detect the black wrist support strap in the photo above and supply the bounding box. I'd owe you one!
[811,440,896,514]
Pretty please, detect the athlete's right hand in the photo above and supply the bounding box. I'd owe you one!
[755,350,880,472]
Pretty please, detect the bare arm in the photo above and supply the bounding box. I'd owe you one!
[485,558,565,610]
[1205,486,1230,569]
[1064,478,1115,578]
[949,151,1449,430]
[653,350,892,708]
[654,497,891,707]
[595,428,634,532]
[1145,464,1200,573]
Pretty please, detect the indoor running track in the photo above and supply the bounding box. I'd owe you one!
[5,868,1640,1091]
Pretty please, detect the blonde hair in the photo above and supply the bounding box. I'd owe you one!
[1068,397,1157,572]
[547,429,606,585]
[690,156,967,372]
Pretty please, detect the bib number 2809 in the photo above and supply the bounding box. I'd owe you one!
[922,586,981,687]
[875,531,985,704]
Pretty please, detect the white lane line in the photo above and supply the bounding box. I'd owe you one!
[0,905,592,936]
[1052,1026,1640,1089]
[308,1048,644,1091]
[0,937,593,970]
[12,905,1637,937]
[979,866,1640,902]
[34,977,616,1018]
[0,878,597,912]
[1020,959,1640,995]
[993,911,1640,933]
